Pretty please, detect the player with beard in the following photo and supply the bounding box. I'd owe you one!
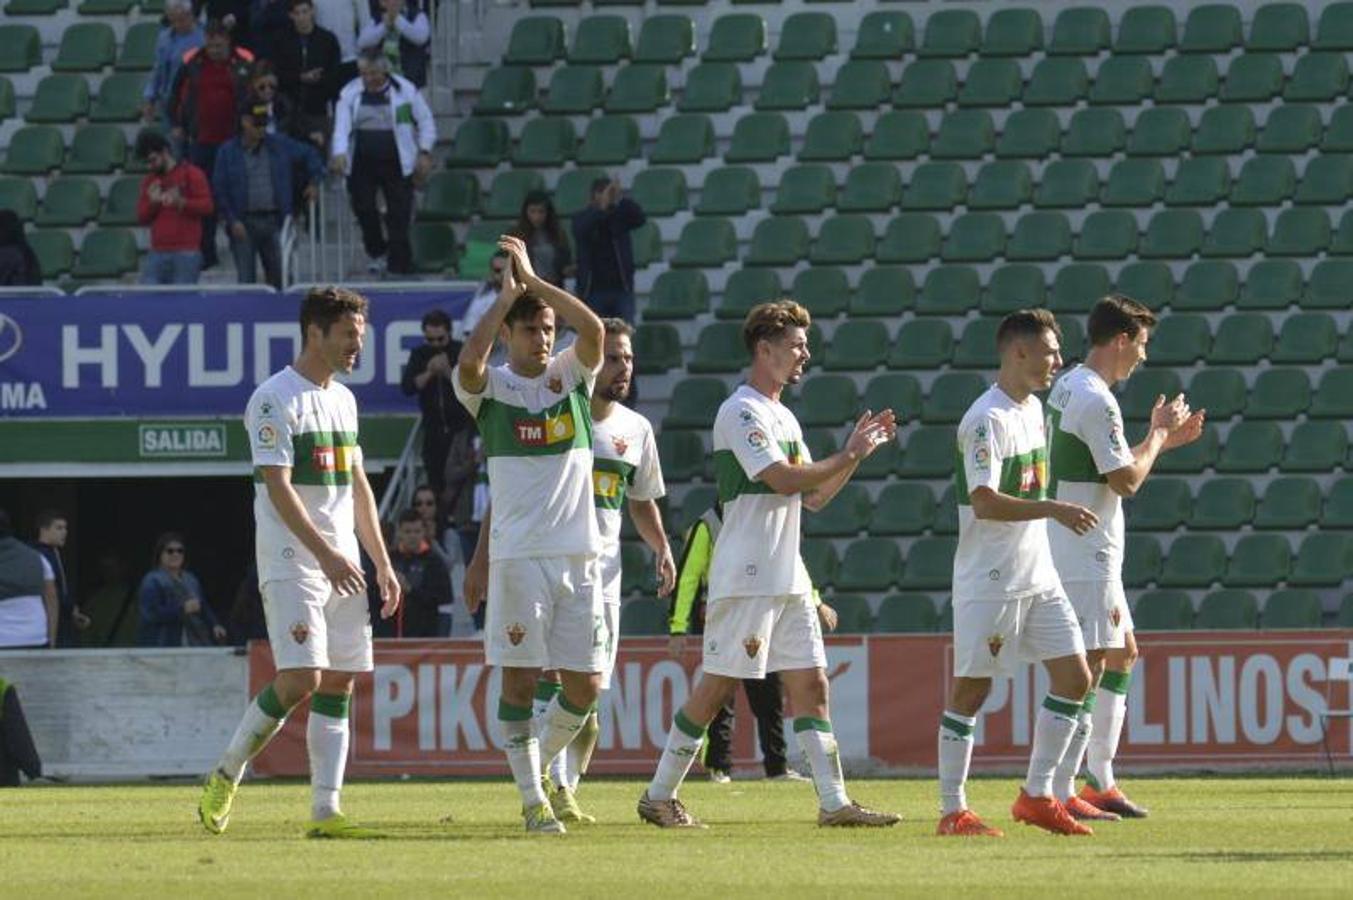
[637,300,900,829]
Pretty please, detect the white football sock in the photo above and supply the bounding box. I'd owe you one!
[1024,694,1080,799]
[500,702,548,808]
[1053,691,1094,802]
[218,683,290,784]
[538,693,592,765]
[647,710,705,801]
[794,717,850,813]
[307,693,351,821]
[938,710,976,815]
[1088,671,1130,791]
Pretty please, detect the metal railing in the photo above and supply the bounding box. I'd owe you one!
[377,414,424,523]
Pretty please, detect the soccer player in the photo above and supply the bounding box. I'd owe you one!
[1046,295,1204,819]
[936,309,1097,838]
[454,236,607,835]
[199,286,402,839]
[638,300,899,829]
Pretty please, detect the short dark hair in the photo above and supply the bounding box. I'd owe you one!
[36,509,65,531]
[135,130,169,160]
[0,509,12,539]
[743,299,811,355]
[601,317,633,338]
[397,508,424,526]
[996,308,1061,352]
[299,286,368,346]
[1087,293,1158,347]
[504,294,550,328]
[421,309,451,331]
[288,0,313,10]
[204,19,231,39]
[590,177,611,195]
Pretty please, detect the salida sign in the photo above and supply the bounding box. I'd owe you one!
[248,632,1351,777]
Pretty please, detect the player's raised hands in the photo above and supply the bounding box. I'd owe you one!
[844,409,897,460]
[1149,393,1191,433]
[1050,500,1099,536]
[497,235,539,285]
[1164,408,1207,450]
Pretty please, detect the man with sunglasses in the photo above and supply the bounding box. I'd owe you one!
[401,309,472,499]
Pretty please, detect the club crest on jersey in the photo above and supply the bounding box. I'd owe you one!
[514,411,576,446]
[743,636,762,658]
[290,622,309,644]
[611,434,629,456]
[987,634,1004,657]
[506,622,526,646]
[547,376,563,394]
[1109,607,1122,629]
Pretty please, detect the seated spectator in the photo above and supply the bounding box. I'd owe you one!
[276,0,343,148]
[510,191,573,288]
[0,509,57,650]
[135,131,214,285]
[330,51,435,276]
[136,533,226,647]
[357,0,430,89]
[389,509,450,637]
[212,107,324,288]
[245,62,297,138]
[0,212,41,287]
[143,0,204,134]
[315,0,365,86]
[572,176,646,323]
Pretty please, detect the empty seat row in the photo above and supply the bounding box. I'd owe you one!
[1133,588,1346,630]
[1129,476,1353,532]
[16,226,139,280]
[0,125,143,179]
[0,22,160,74]
[1,73,146,125]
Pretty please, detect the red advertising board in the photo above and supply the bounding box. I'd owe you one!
[248,631,1352,777]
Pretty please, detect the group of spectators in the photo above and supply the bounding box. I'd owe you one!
[135,0,434,287]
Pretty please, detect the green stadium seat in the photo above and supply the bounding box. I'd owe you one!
[775,11,836,60]
[1258,105,1323,154]
[1141,209,1205,259]
[899,537,957,591]
[1197,590,1260,628]
[1056,315,1087,361]
[635,15,695,64]
[1074,211,1138,260]
[803,482,870,537]
[1181,4,1243,52]
[1126,535,1164,587]
[1120,369,1184,421]
[630,168,686,218]
[1333,212,1353,255]
[1049,264,1110,313]
[63,125,126,175]
[552,167,605,217]
[812,215,875,265]
[1324,478,1353,527]
[409,222,458,273]
[916,266,979,317]
[1117,5,1177,53]
[874,594,938,633]
[116,22,159,72]
[836,538,903,591]
[1156,56,1220,103]
[1129,108,1191,158]
[1,126,63,175]
[851,268,914,317]
[1222,53,1285,101]
[606,65,669,113]
[1311,368,1353,418]
[36,176,99,227]
[801,111,863,162]
[1201,209,1267,259]
[71,227,137,279]
[512,117,576,167]
[1116,261,1174,310]
[942,212,1005,262]
[673,217,737,268]
[483,171,544,220]
[26,74,89,123]
[1269,208,1332,256]
[0,77,14,120]
[1128,478,1192,531]
[1102,159,1165,207]
[678,62,741,113]
[1314,2,1353,49]
[1285,52,1348,101]
[704,13,766,62]
[1250,2,1310,50]
[898,426,957,478]
[1022,58,1089,107]
[657,431,706,482]
[28,230,73,279]
[1273,313,1337,363]
[877,214,941,263]
[646,269,707,321]
[1246,368,1312,418]
[89,73,147,123]
[889,320,954,371]
[1063,109,1126,157]
[52,23,115,72]
[1133,590,1193,630]
[933,486,959,535]
[852,11,915,59]
[1306,261,1353,309]
[448,119,509,167]
[0,24,41,72]
[631,323,682,375]
[863,372,922,423]
[996,109,1061,159]
[1224,536,1292,587]
[894,60,958,108]
[0,177,37,221]
[1155,422,1220,473]
[1193,106,1256,155]
[827,595,875,635]
[1297,155,1353,205]
[902,162,968,211]
[982,7,1042,55]
[745,216,808,266]
[620,547,654,599]
[1231,156,1296,206]
[864,111,929,160]
[1282,421,1349,472]
[792,267,850,318]
[1217,421,1283,472]
[98,176,141,226]
[569,15,631,63]
[969,161,1031,210]
[1291,534,1353,586]
[839,162,901,212]
[1239,260,1302,309]
[1263,590,1322,629]
[984,264,1046,315]
[1188,368,1248,419]
[1089,57,1154,106]
[695,166,759,216]
[953,318,1000,369]
[542,65,604,114]
[1050,7,1110,54]
[663,378,728,430]
[1175,261,1238,311]
[717,269,780,320]
[958,59,1021,108]
[1035,161,1098,209]
[475,67,536,115]
[1256,477,1323,530]
[755,61,819,110]
[505,16,565,65]
[650,114,714,164]
[619,599,666,636]
[919,9,980,58]
[801,539,839,589]
[675,487,719,534]
[1208,316,1272,365]
[1190,477,1256,529]
[772,164,836,214]
[725,112,790,162]
[828,60,891,110]
[923,373,986,424]
[1160,535,1228,588]
[822,320,888,370]
[4,0,66,13]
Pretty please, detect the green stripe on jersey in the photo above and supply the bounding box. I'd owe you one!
[955,445,1049,505]
[476,387,593,459]
[593,456,636,510]
[1047,406,1104,489]
[252,430,358,486]
[714,440,802,504]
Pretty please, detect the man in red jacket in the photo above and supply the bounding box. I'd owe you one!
[135,131,214,285]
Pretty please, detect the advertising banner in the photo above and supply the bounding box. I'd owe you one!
[248,631,1352,777]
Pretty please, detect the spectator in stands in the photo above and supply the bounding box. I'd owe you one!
[135,132,214,285]
[510,191,573,288]
[212,107,324,288]
[247,0,294,60]
[315,0,366,86]
[245,62,296,138]
[136,532,227,647]
[143,0,204,134]
[171,21,256,270]
[331,50,435,276]
[390,509,450,637]
[411,484,456,570]
[80,552,137,648]
[31,510,88,648]
[572,177,646,324]
[199,0,254,49]
[276,0,344,148]
[401,311,472,497]
[0,212,42,287]
[357,0,430,89]
[444,433,487,633]
[454,252,506,341]
[0,509,57,650]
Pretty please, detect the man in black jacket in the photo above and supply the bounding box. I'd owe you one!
[275,0,343,148]
[31,510,88,648]
[400,309,472,497]
[571,177,646,324]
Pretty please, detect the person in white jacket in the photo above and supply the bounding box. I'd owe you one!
[330,51,435,275]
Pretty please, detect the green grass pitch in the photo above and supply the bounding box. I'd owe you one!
[3,777,1352,897]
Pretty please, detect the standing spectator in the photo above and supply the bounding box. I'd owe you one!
[389,509,451,637]
[245,62,296,138]
[81,553,137,648]
[212,107,324,288]
[455,252,506,341]
[510,191,573,288]
[142,0,204,134]
[400,310,471,497]
[247,0,293,60]
[200,0,254,49]
[136,532,227,647]
[276,0,343,148]
[0,510,57,650]
[357,0,430,89]
[0,211,41,286]
[315,0,366,85]
[135,131,214,285]
[411,484,456,576]
[572,177,646,323]
[31,510,89,648]
[170,21,256,270]
[330,51,435,276]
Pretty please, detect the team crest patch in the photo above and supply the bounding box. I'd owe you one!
[743,636,762,658]
[547,376,563,394]
[290,622,309,645]
[611,434,629,455]
[987,634,1004,658]
[1109,607,1122,629]
[506,622,527,646]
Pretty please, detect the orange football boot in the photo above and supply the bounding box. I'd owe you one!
[1011,789,1093,836]
[1063,794,1121,822]
[937,809,1004,837]
[1079,784,1149,819]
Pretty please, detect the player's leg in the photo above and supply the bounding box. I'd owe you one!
[563,598,619,794]
[1055,649,1119,820]
[1083,626,1148,817]
[532,670,569,789]
[537,556,605,773]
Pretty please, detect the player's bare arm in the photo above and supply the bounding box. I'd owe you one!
[498,235,605,370]
[760,409,896,505]
[260,465,367,595]
[463,504,491,613]
[1105,394,1200,498]
[969,486,1098,536]
[628,498,676,596]
[457,254,526,393]
[352,463,401,620]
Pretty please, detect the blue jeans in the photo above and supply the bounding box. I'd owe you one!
[586,287,636,324]
[140,250,202,285]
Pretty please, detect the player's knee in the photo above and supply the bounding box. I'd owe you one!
[790,672,829,716]
[948,680,990,715]
[1063,660,1093,699]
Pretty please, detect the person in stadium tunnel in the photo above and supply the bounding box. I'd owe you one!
[135,532,227,647]
[572,177,646,324]
[0,509,58,651]
[32,510,90,647]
